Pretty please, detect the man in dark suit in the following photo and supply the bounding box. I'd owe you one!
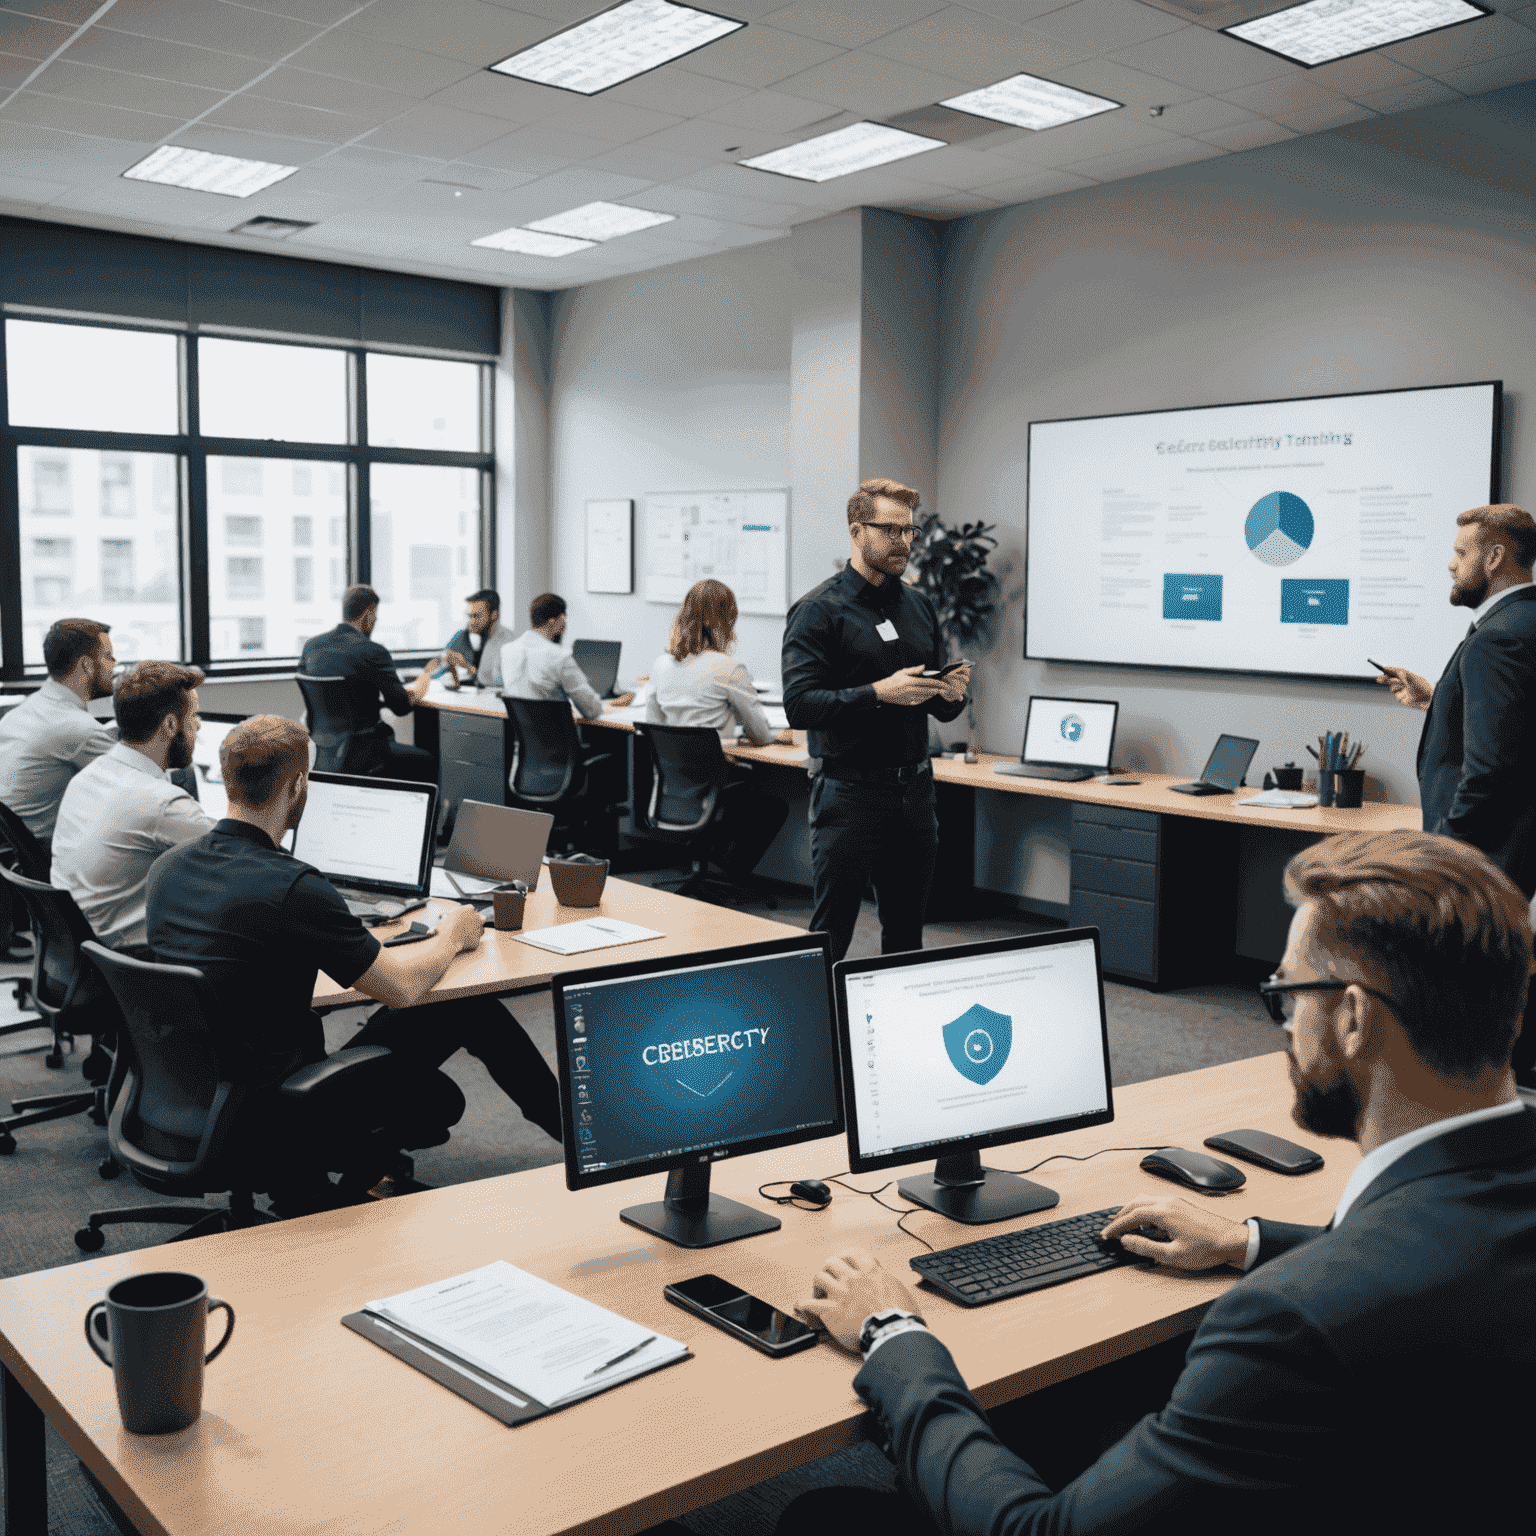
[788,830,1535,1536]
[1377,501,1536,1084]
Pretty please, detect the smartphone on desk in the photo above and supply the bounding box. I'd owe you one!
[664,1275,818,1358]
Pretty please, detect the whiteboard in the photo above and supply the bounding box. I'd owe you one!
[644,490,789,616]
[585,499,633,594]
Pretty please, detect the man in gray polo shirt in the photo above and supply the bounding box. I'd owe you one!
[0,617,117,849]
[52,660,212,952]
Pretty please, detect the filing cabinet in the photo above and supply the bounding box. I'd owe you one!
[438,711,508,817]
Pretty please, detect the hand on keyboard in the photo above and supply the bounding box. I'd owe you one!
[1100,1198,1250,1270]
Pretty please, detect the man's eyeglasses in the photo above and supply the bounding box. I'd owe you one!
[1258,977,1401,1025]
[858,522,916,544]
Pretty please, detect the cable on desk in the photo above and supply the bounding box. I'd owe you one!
[993,1145,1167,1177]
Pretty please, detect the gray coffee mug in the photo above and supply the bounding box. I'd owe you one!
[85,1272,234,1434]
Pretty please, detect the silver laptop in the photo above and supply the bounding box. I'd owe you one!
[430,801,555,902]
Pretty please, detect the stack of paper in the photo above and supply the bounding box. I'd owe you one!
[1237,789,1320,809]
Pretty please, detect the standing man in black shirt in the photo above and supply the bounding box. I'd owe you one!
[299,584,438,783]
[782,479,970,962]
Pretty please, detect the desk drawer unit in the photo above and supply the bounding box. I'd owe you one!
[439,712,507,813]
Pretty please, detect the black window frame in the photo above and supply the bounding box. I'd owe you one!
[0,312,496,682]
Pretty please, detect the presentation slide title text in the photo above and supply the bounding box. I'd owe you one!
[1155,432,1353,455]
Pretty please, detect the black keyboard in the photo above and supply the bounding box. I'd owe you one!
[910,1208,1131,1306]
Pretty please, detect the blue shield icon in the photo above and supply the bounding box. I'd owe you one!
[942,1004,1012,1086]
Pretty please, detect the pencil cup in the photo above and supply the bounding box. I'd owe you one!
[1334,769,1365,809]
[492,889,525,930]
[84,1272,234,1435]
[1317,771,1337,808]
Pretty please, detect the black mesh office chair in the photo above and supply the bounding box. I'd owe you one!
[296,674,379,775]
[503,698,621,856]
[632,722,774,909]
[75,943,467,1251]
[0,864,120,1158]
[0,799,47,1014]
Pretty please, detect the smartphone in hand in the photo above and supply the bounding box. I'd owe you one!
[921,661,969,679]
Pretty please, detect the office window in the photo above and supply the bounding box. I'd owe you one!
[199,337,347,444]
[329,516,344,547]
[207,455,345,661]
[4,319,178,436]
[366,354,480,452]
[330,557,345,599]
[292,465,312,496]
[15,446,181,669]
[368,464,481,652]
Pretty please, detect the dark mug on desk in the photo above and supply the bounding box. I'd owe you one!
[85,1272,234,1434]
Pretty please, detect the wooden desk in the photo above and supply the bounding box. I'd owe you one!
[312,876,800,1009]
[0,1052,1350,1536]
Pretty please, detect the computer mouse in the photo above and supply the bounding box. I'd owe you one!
[789,1179,833,1208]
[1140,1147,1246,1192]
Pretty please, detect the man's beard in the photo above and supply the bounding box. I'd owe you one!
[167,727,193,771]
[1288,1044,1362,1140]
[1450,571,1489,609]
[90,664,115,701]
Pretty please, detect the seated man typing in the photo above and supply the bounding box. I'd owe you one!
[432,587,516,690]
[146,716,562,1212]
[793,830,1535,1535]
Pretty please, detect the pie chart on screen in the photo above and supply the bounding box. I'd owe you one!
[1245,492,1314,567]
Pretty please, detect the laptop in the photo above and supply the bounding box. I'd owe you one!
[572,639,622,699]
[994,697,1119,783]
[430,801,555,902]
[1170,734,1260,796]
[288,771,439,917]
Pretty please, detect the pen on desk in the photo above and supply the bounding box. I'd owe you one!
[586,1336,655,1378]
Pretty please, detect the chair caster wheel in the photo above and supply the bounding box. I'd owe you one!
[99,1158,121,1180]
[75,1227,106,1252]
[0,1133,15,1155]
[45,1050,63,1069]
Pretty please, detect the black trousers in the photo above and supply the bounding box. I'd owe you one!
[809,770,938,964]
[374,739,438,786]
[711,776,789,878]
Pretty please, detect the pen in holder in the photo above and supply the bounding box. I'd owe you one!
[1318,770,1337,808]
[1311,733,1366,809]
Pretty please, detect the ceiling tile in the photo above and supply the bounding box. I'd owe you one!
[98,0,324,60]
[0,170,72,202]
[1,1,102,23]
[1024,0,1187,53]
[60,30,262,91]
[1384,13,1535,75]
[866,6,1090,83]
[582,141,716,181]
[457,120,613,173]
[542,96,683,142]
[965,164,1097,201]
[1152,96,1257,134]
[1194,118,1296,150]
[629,115,790,159]
[235,0,365,22]
[288,144,452,191]
[959,0,1087,22]
[603,63,755,114]
[761,0,949,49]
[895,142,1043,187]
[672,23,844,87]
[26,57,226,117]
[1351,77,1463,112]
[700,87,846,132]
[170,121,336,163]
[1049,57,1201,109]
[0,10,72,60]
[247,65,423,122]
[345,0,552,67]
[1,87,184,141]
[1063,134,1224,179]
[426,69,571,122]
[1106,26,1296,92]
[630,181,802,224]
[773,49,972,116]
[287,28,482,95]
[357,102,513,156]
[1304,52,1421,99]
[988,112,1171,165]
[47,178,249,224]
[206,95,386,145]
[680,159,832,201]
[1220,76,1372,133]
[1,51,37,90]
[1435,43,1536,92]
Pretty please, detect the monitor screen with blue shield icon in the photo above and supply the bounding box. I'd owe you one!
[1021,696,1119,770]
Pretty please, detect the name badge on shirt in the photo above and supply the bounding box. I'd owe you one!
[875,619,899,643]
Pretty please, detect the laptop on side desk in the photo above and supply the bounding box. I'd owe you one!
[429,801,554,903]
[1170,734,1259,796]
[994,697,1118,783]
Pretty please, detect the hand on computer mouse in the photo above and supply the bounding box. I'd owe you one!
[441,902,485,954]
[1100,1197,1251,1271]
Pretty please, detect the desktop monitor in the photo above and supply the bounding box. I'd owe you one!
[1021,697,1118,772]
[552,935,843,1249]
[834,928,1115,1225]
[571,639,622,699]
[288,771,438,903]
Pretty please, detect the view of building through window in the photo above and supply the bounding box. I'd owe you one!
[369,464,481,654]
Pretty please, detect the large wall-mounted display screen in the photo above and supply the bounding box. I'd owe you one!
[1025,382,1501,682]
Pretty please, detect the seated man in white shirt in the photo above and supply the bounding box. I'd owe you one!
[500,592,632,716]
[51,660,213,954]
[0,617,117,851]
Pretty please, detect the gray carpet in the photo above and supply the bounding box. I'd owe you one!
[0,878,1283,1535]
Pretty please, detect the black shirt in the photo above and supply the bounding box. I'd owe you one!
[299,622,414,738]
[782,562,966,768]
[146,819,381,1084]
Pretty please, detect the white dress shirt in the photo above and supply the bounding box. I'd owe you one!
[499,630,603,720]
[0,679,116,841]
[50,741,213,948]
[1241,1097,1526,1268]
[643,650,776,746]
[1471,579,1535,627]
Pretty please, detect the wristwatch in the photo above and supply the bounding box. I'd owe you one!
[860,1308,925,1355]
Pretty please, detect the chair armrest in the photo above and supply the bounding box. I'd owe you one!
[581,752,615,770]
[277,1044,395,1099]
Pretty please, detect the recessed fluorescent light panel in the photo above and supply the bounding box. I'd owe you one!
[489,0,744,96]
[471,227,596,257]
[1224,0,1489,67]
[123,146,298,198]
[942,73,1120,132]
[742,122,944,183]
[527,201,675,240]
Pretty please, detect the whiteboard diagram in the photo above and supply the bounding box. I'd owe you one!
[644,490,789,616]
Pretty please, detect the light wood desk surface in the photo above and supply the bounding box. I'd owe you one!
[0,1051,1350,1536]
[311,876,800,1008]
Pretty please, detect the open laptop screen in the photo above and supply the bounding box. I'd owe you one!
[1021,697,1118,770]
[289,772,436,898]
[1198,734,1259,791]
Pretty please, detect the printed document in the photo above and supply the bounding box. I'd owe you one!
[514,918,663,955]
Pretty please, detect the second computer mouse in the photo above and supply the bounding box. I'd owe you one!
[1140,1147,1246,1192]
[789,1180,833,1208]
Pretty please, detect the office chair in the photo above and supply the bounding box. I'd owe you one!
[295,674,379,775]
[632,722,775,909]
[75,943,467,1251]
[503,698,622,857]
[0,864,120,1160]
[0,799,47,1014]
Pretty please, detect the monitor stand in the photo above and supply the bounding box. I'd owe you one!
[620,1162,782,1249]
[898,1149,1059,1225]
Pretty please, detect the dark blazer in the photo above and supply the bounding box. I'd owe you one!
[298,623,414,774]
[856,1106,1536,1534]
[1416,585,1536,896]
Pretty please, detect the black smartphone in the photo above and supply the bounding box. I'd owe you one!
[663,1275,818,1358]
[1204,1128,1323,1175]
[920,661,969,679]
